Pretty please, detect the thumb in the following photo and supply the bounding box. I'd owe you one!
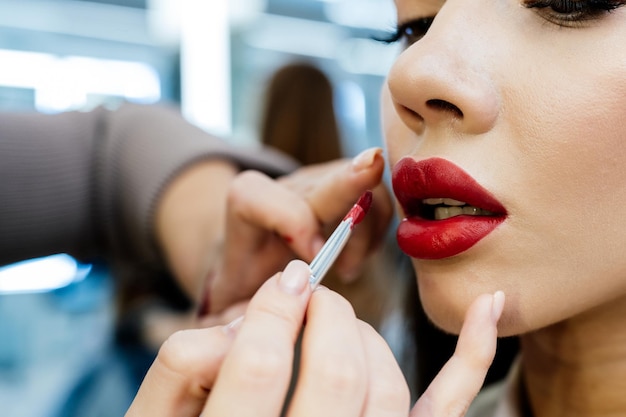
[295,147,392,281]
[298,147,386,225]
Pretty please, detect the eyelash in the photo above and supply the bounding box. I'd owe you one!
[377,0,624,46]
[375,17,435,47]
[523,0,625,25]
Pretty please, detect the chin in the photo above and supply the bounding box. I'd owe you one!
[418,285,526,338]
[418,285,468,335]
[413,259,529,338]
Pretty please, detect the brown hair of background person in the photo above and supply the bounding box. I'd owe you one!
[259,61,343,165]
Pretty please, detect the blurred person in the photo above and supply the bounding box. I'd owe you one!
[259,61,343,166]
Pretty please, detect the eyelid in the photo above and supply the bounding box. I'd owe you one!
[523,0,625,9]
[374,16,435,45]
[522,0,626,24]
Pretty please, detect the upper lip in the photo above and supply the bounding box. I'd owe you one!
[392,156,507,219]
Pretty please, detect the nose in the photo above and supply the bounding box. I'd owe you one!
[387,6,500,136]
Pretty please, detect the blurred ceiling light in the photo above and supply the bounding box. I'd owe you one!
[147,0,182,47]
[0,49,160,113]
[0,0,150,45]
[242,14,346,59]
[324,0,396,31]
[336,37,399,76]
[148,0,266,46]
[180,0,231,136]
[230,0,268,28]
[0,254,92,294]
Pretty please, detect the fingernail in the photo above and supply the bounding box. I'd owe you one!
[279,260,311,295]
[222,315,244,336]
[352,147,382,172]
[491,291,505,323]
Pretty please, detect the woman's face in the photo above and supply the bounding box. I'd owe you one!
[383,0,626,336]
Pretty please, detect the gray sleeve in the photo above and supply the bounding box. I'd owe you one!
[0,103,298,268]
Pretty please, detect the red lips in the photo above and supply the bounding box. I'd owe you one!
[392,157,507,259]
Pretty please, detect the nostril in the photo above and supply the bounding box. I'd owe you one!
[406,107,422,119]
[426,99,463,118]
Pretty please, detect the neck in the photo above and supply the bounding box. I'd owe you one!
[520,295,626,417]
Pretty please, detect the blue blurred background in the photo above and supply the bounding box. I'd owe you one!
[0,0,398,415]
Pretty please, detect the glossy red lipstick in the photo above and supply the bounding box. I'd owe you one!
[392,157,506,259]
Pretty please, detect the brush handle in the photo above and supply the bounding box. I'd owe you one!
[308,219,352,288]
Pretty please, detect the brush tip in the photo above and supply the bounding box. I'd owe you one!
[344,190,373,227]
[356,190,373,214]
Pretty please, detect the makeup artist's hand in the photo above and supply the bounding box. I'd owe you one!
[155,159,238,299]
[125,260,504,417]
[207,147,393,314]
[125,260,408,417]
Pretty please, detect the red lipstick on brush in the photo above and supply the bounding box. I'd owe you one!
[392,157,506,260]
[308,190,372,288]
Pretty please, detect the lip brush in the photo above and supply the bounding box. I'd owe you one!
[308,190,373,288]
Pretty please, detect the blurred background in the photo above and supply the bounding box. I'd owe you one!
[0,0,399,416]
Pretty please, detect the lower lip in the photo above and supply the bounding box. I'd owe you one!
[397,215,505,259]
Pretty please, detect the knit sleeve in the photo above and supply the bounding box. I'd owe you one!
[0,103,298,267]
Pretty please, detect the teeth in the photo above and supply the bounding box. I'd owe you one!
[434,207,462,220]
[422,198,496,220]
[434,206,495,220]
[423,198,466,206]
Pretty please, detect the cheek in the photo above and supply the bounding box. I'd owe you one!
[509,51,626,244]
[390,56,626,336]
[381,83,415,168]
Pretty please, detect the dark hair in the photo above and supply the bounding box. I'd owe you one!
[260,62,343,165]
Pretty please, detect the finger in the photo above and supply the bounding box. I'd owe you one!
[286,287,368,417]
[202,260,312,417]
[125,324,237,417]
[211,171,322,312]
[196,300,249,328]
[411,291,505,417]
[358,320,411,417]
[288,147,386,225]
[228,170,325,259]
[281,148,392,283]
[333,182,393,282]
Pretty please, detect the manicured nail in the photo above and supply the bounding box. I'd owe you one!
[279,260,311,295]
[223,315,244,336]
[352,147,382,172]
[491,291,505,323]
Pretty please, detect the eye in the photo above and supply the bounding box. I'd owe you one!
[375,16,435,47]
[523,0,625,25]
